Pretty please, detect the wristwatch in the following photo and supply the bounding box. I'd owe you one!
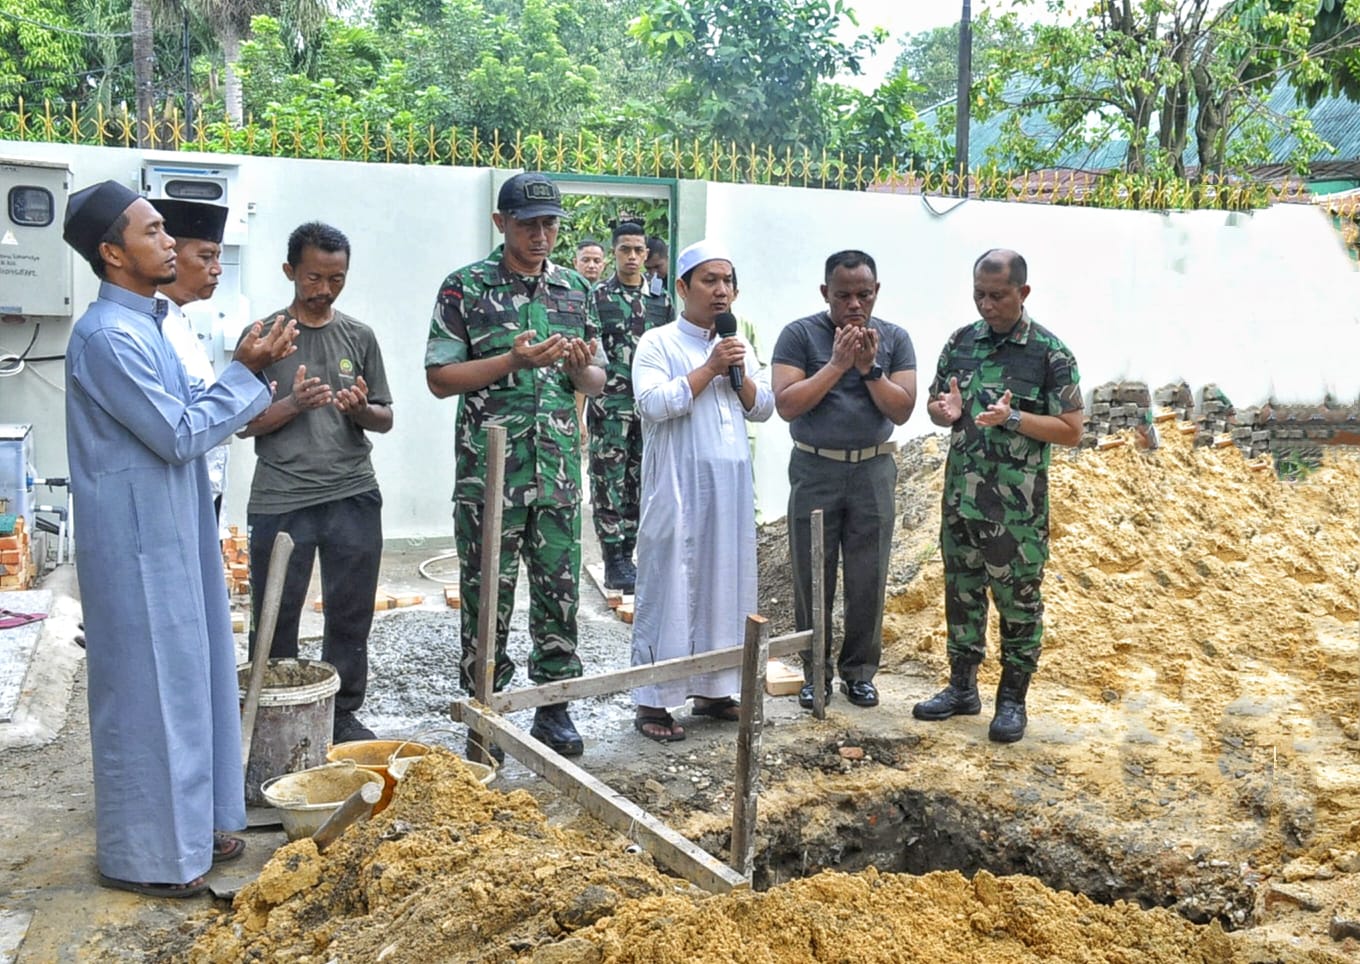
[863,365,884,382]
[1004,408,1022,431]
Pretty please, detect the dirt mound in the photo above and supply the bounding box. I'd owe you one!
[180,749,693,962]
[175,748,1333,963]
[882,426,1360,743]
[170,426,1360,963]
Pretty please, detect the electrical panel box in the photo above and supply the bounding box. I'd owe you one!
[0,157,71,317]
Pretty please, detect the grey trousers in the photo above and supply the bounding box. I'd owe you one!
[787,447,897,683]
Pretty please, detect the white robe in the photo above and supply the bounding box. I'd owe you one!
[159,295,230,497]
[629,316,774,708]
[66,281,269,884]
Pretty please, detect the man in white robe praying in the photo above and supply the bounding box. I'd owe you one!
[629,240,775,741]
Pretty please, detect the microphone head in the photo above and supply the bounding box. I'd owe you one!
[714,312,738,337]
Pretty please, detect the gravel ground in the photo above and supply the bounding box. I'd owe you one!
[287,523,638,781]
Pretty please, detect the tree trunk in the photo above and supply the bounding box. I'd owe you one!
[222,22,243,126]
[132,0,154,147]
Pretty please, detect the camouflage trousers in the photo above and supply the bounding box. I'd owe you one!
[454,500,584,692]
[941,511,1048,673]
[587,410,642,549]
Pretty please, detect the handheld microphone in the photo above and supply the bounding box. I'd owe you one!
[714,311,743,392]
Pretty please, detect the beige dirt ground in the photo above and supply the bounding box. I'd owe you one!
[7,424,1360,961]
[160,425,1360,962]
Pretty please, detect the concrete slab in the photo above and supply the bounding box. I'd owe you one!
[0,589,50,721]
[205,827,289,901]
[0,565,83,751]
[0,907,32,964]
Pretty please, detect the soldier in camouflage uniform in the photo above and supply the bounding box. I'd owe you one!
[424,172,606,757]
[587,221,673,592]
[912,249,1083,743]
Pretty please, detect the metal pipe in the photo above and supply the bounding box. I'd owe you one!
[954,0,973,197]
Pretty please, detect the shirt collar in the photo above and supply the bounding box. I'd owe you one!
[676,315,712,340]
[487,244,570,289]
[100,281,168,322]
[155,291,185,321]
[977,309,1031,347]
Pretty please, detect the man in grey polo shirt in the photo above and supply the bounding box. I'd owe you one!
[772,250,917,709]
[240,221,393,744]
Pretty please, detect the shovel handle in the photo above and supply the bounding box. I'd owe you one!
[312,781,381,851]
[241,531,295,771]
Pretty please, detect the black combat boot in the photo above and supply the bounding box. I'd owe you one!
[988,664,1032,743]
[619,538,638,586]
[602,545,635,593]
[530,702,584,756]
[912,659,982,721]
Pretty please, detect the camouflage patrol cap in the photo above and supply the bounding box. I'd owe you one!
[497,172,568,220]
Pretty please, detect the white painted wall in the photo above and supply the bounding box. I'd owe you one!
[2,141,1358,537]
[1,141,495,540]
[699,181,1360,518]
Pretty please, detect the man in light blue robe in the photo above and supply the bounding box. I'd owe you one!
[62,180,297,896]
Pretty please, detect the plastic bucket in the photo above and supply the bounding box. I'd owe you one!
[388,750,496,787]
[326,739,431,814]
[260,762,385,841]
[238,659,340,807]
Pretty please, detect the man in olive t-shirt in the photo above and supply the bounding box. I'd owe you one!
[239,222,393,744]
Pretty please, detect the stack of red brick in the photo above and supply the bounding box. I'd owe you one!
[222,525,249,596]
[0,517,33,590]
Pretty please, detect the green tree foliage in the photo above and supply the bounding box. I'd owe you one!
[550,194,670,266]
[0,0,87,103]
[890,15,1032,111]
[827,73,950,171]
[627,0,884,151]
[239,0,646,141]
[977,0,1360,178]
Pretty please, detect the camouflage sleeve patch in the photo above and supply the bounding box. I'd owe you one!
[1045,340,1083,414]
[425,273,470,368]
[930,331,959,397]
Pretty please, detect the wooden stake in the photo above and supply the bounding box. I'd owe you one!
[241,531,294,772]
[471,425,507,766]
[811,508,828,720]
[731,614,769,879]
[452,700,748,895]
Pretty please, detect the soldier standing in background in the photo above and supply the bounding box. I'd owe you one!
[425,172,605,757]
[587,221,673,593]
[645,236,669,299]
[573,240,607,285]
[913,249,1082,743]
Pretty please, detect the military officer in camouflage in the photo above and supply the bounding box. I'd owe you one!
[588,221,673,593]
[913,249,1083,743]
[425,172,606,757]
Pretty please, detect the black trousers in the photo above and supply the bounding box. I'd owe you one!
[247,489,383,714]
[788,448,897,683]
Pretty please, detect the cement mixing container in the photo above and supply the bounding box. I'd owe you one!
[237,658,340,807]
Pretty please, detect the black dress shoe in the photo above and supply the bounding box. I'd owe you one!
[530,702,584,757]
[798,680,833,709]
[333,711,376,743]
[841,680,880,707]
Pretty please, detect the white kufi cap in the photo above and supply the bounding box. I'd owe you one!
[676,239,733,278]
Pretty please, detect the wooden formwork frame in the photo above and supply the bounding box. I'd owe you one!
[452,433,830,892]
